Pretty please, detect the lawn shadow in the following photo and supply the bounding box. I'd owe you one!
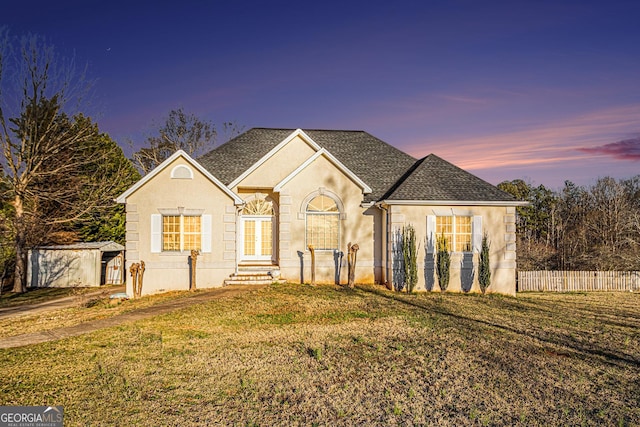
[357,286,640,369]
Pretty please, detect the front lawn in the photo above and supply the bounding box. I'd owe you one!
[0,284,638,426]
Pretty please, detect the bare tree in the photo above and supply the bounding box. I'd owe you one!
[585,177,634,269]
[132,108,243,174]
[0,32,135,292]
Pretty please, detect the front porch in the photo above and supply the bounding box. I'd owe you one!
[224,263,284,286]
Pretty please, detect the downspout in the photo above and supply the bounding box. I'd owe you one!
[235,203,244,275]
[376,203,390,286]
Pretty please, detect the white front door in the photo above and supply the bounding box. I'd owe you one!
[242,216,273,261]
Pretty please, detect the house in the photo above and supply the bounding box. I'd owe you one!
[116,128,524,296]
[27,241,124,288]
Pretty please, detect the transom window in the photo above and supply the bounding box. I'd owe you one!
[436,216,472,252]
[163,215,201,251]
[242,199,274,216]
[306,195,340,250]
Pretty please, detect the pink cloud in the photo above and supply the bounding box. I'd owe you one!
[578,137,640,160]
[401,104,640,171]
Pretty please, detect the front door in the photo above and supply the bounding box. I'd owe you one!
[242,216,273,261]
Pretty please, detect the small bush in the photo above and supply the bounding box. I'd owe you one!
[479,233,491,294]
[436,234,451,291]
[402,225,418,293]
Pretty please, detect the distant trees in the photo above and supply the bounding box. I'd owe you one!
[0,32,139,292]
[132,108,243,174]
[499,176,640,271]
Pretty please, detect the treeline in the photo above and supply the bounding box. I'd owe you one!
[498,177,640,271]
[0,31,241,292]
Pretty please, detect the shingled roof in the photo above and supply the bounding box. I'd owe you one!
[197,128,517,204]
[381,154,517,202]
[198,128,417,203]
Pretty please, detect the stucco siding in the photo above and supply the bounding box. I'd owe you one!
[386,204,516,295]
[233,135,317,190]
[124,157,237,296]
[276,155,375,284]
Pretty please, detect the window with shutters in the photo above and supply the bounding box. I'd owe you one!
[436,216,472,252]
[162,215,201,251]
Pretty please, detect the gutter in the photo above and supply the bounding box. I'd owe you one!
[376,199,530,207]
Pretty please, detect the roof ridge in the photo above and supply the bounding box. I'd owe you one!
[250,127,367,133]
[379,156,430,200]
[424,154,517,198]
[382,153,518,202]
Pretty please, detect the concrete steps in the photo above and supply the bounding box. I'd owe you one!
[224,266,284,286]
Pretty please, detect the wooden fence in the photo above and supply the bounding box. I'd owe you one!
[518,271,640,292]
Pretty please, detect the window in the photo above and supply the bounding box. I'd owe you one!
[436,216,472,252]
[162,215,201,251]
[170,165,193,179]
[242,199,274,216]
[306,195,340,250]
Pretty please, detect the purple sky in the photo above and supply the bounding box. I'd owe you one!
[4,0,640,189]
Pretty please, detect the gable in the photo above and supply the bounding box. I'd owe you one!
[231,132,318,190]
[116,150,242,205]
[274,148,371,194]
[198,128,417,202]
[275,154,366,208]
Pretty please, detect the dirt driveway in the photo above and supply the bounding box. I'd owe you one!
[0,286,125,319]
[0,284,267,349]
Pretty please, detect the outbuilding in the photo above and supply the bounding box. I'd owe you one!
[27,241,124,288]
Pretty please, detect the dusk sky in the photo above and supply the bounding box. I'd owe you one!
[4,0,640,188]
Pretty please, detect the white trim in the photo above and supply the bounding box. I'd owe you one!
[240,215,275,262]
[116,150,243,205]
[201,214,212,253]
[472,215,483,253]
[228,129,321,188]
[150,214,162,253]
[434,215,474,253]
[299,188,346,220]
[426,215,436,253]
[273,148,372,194]
[378,200,529,207]
[302,190,343,252]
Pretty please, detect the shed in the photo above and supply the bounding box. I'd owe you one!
[27,241,125,288]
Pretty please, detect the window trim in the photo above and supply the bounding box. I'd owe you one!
[162,214,202,252]
[304,192,342,251]
[151,212,211,254]
[431,215,476,253]
[170,164,194,179]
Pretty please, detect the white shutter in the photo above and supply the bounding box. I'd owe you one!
[472,215,483,253]
[151,214,162,253]
[426,215,436,253]
[201,214,212,253]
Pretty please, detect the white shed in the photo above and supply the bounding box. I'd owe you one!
[27,241,125,288]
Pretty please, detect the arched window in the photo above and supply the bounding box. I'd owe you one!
[242,199,274,216]
[306,195,340,250]
[170,165,193,179]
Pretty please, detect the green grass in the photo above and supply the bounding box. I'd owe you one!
[0,283,638,426]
